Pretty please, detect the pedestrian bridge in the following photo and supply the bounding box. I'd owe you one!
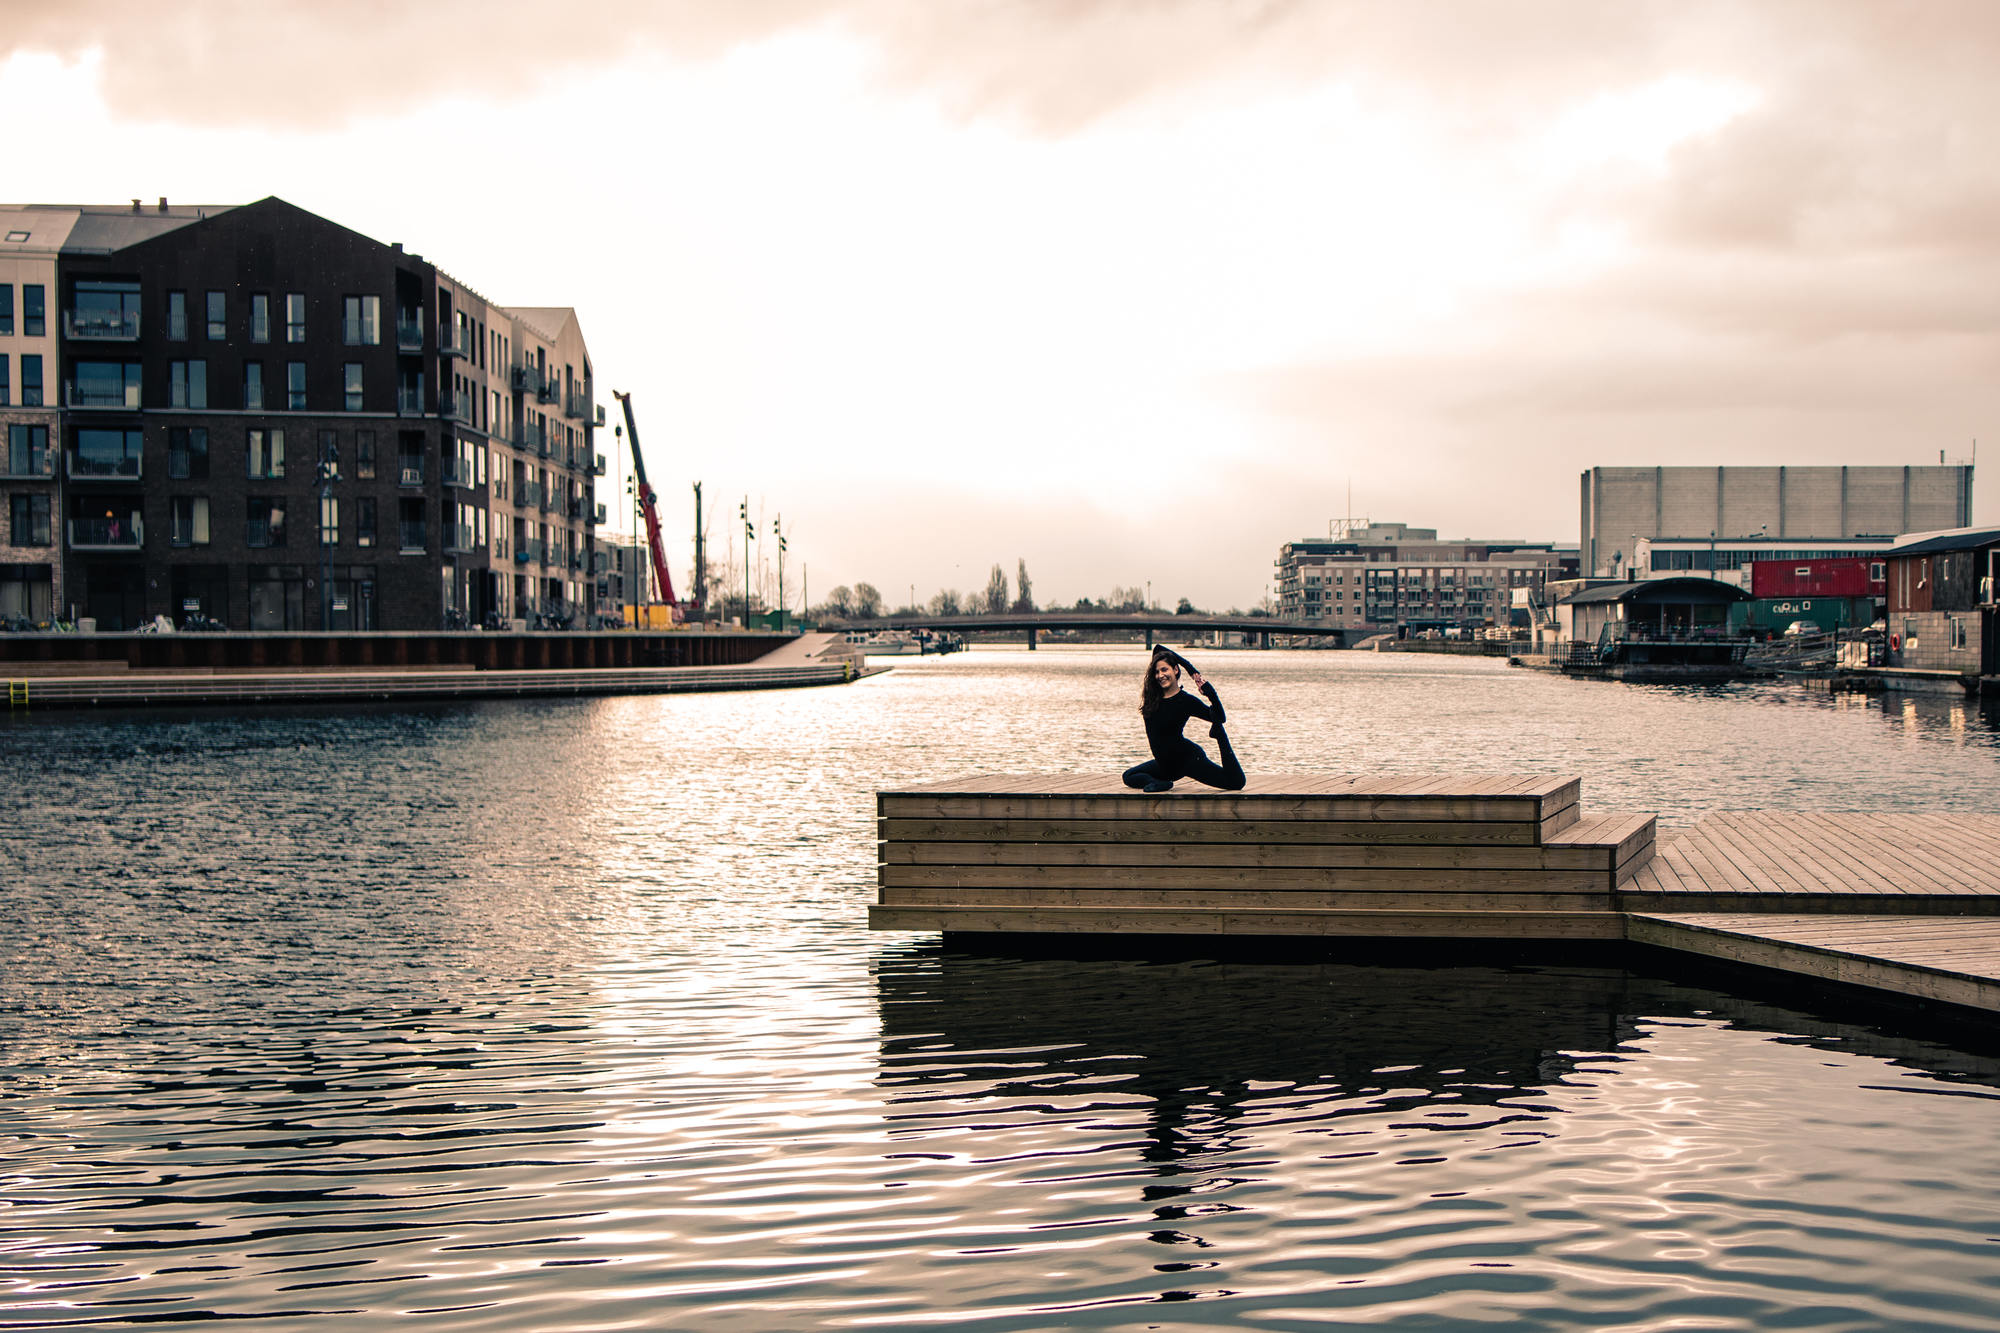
[830,611,1349,646]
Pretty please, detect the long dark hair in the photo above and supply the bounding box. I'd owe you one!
[1139,646,1184,717]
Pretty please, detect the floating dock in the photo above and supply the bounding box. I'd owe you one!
[872,774,2000,1016]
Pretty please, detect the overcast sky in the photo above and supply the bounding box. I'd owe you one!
[6,1,1995,610]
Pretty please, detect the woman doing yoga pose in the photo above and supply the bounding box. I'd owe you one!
[1121,647,1246,793]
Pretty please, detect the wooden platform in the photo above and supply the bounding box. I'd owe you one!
[871,774,2000,1015]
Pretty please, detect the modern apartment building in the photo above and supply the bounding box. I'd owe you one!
[1580,464,1974,582]
[0,208,70,623]
[1275,522,1575,637]
[9,195,603,630]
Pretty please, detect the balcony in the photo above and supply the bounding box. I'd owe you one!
[515,539,542,565]
[396,317,424,351]
[441,458,476,489]
[399,521,428,553]
[64,309,141,341]
[1,451,54,481]
[570,551,587,573]
[514,421,545,453]
[519,481,544,509]
[398,463,425,487]
[439,323,468,358]
[444,524,479,554]
[245,519,285,550]
[564,388,591,421]
[397,387,426,417]
[594,405,606,427]
[63,382,142,411]
[68,450,142,481]
[510,364,539,395]
[535,377,558,405]
[590,502,606,526]
[568,497,586,521]
[593,453,606,476]
[538,488,556,514]
[69,515,143,550]
[439,389,470,422]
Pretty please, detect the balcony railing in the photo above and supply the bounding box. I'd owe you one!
[399,522,428,552]
[68,451,142,481]
[65,310,141,340]
[539,489,556,513]
[439,323,468,358]
[441,458,475,488]
[69,516,144,550]
[594,405,606,427]
[1,452,55,481]
[396,317,424,351]
[444,524,479,554]
[591,502,606,526]
[564,389,591,421]
[439,390,470,422]
[514,421,544,452]
[245,519,285,549]
[519,481,544,509]
[63,382,142,410]
[568,497,586,520]
[397,388,426,417]
[593,453,606,476]
[535,377,559,405]
[515,539,543,565]
[510,364,539,395]
[398,463,425,486]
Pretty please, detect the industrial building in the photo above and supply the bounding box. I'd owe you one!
[1580,465,1974,582]
[1,196,604,631]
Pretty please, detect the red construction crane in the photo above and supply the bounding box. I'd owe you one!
[613,391,679,618]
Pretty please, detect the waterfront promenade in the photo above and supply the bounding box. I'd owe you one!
[873,773,2000,1015]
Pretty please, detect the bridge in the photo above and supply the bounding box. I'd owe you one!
[823,611,1355,648]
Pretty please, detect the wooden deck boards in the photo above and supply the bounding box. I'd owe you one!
[872,773,2000,1014]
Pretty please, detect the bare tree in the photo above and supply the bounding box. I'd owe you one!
[854,583,883,618]
[1013,559,1034,612]
[983,563,1009,614]
[822,585,854,618]
[928,588,963,616]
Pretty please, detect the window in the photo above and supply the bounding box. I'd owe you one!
[167,291,188,341]
[70,279,140,338]
[246,498,287,548]
[287,361,305,410]
[398,497,426,552]
[342,295,380,345]
[169,360,207,408]
[355,430,375,479]
[343,362,363,412]
[247,428,285,479]
[68,359,135,409]
[23,284,43,337]
[72,428,142,478]
[356,496,376,548]
[317,429,339,480]
[9,494,51,546]
[1950,617,1969,651]
[170,496,211,547]
[285,292,305,342]
[250,293,270,343]
[0,282,12,335]
[0,352,7,406]
[243,361,264,410]
[7,424,49,476]
[397,433,423,485]
[1795,566,1811,578]
[167,426,208,480]
[1870,562,1886,582]
[206,291,226,339]
[21,354,42,407]
[320,495,340,547]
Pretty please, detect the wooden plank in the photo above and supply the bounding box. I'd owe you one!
[879,886,1615,912]
[1619,891,2000,916]
[1539,801,1581,840]
[878,863,1620,893]
[881,772,1581,799]
[870,903,1628,940]
[879,817,1543,847]
[880,840,1630,872]
[1627,914,2000,1012]
[879,793,1556,822]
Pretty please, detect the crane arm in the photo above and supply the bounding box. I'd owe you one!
[613,391,679,613]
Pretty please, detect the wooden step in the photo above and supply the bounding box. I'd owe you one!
[869,902,1626,940]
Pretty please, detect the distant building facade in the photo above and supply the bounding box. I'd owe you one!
[1883,525,2000,675]
[1,208,69,623]
[1580,465,1974,582]
[1275,522,1575,638]
[5,195,604,630]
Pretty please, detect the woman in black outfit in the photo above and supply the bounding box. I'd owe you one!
[1121,646,1246,793]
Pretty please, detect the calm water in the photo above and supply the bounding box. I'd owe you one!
[4,648,2000,1330]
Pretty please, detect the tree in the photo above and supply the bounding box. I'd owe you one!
[821,585,854,618]
[1013,559,1034,612]
[1110,585,1146,612]
[854,583,883,619]
[929,588,963,616]
[983,563,1009,614]
[1176,597,1196,615]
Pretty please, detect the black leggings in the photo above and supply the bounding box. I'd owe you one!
[1122,733,1246,792]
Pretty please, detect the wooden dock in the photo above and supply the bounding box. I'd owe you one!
[872,774,2000,1016]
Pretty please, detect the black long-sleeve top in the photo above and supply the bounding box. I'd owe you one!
[1143,683,1223,761]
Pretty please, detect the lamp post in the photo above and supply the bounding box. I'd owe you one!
[772,515,788,632]
[740,497,754,627]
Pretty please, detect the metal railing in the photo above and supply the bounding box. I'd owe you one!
[439,323,468,358]
[444,524,479,554]
[439,390,470,422]
[67,451,142,480]
[440,458,475,488]
[399,521,428,552]
[64,310,141,340]
[63,382,142,410]
[1,452,56,480]
[396,318,424,351]
[564,389,591,420]
[519,481,544,508]
[397,388,425,417]
[68,516,143,549]
[514,540,542,565]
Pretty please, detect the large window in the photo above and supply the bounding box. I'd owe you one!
[320,495,340,547]
[355,430,376,479]
[287,361,306,410]
[20,354,42,407]
[250,293,270,344]
[356,496,376,548]
[397,433,423,485]
[6,424,49,477]
[247,428,285,480]
[206,290,226,340]
[71,428,143,479]
[246,497,287,548]
[70,279,141,338]
[243,361,264,410]
[167,426,208,480]
[342,295,380,345]
[169,360,208,409]
[170,496,211,547]
[23,284,43,337]
[0,282,12,335]
[68,360,137,409]
[398,497,426,552]
[9,493,51,547]
[285,292,305,342]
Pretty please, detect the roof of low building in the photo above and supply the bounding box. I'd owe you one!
[1560,577,1752,605]
[1885,525,2000,557]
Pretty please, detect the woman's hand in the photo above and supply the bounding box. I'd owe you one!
[1187,670,1206,691]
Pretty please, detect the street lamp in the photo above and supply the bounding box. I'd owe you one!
[740,497,754,627]
[772,516,788,632]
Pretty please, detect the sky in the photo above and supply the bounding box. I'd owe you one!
[4,0,1996,612]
